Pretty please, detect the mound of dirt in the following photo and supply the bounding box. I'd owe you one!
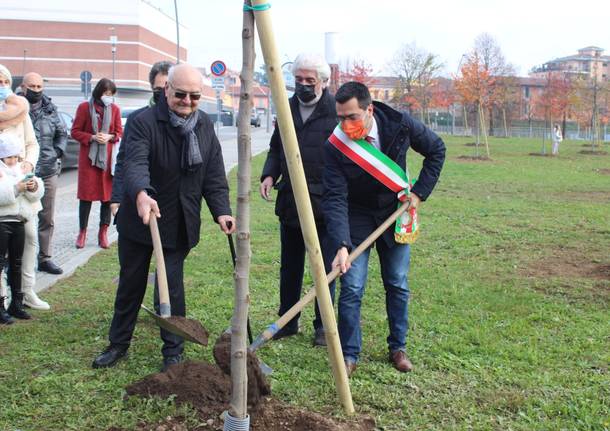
[595,168,610,175]
[212,331,271,406]
[123,359,376,431]
[457,155,492,161]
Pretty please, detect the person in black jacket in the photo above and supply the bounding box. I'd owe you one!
[323,82,445,377]
[259,53,337,346]
[20,72,67,308]
[110,61,173,217]
[92,64,235,371]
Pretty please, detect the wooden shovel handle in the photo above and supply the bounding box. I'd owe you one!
[149,213,171,317]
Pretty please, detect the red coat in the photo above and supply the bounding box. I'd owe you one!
[72,101,123,201]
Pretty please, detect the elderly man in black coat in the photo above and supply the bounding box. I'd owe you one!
[323,82,445,378]
[259,53,337,346]
[92,64,235,371]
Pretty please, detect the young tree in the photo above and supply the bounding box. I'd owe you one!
[340,57,375,86]
[455,52,494,157]
[389,42,443,115]
[472,33,515,136]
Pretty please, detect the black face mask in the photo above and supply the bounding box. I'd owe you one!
[295,82,317,103]
[25,88,43,104]
[152,88,163,104]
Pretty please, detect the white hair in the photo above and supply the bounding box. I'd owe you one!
[292,53,331,85]
[0,64,12,86]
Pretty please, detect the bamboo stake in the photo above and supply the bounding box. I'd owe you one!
[251,0,354,415]
[228,2,255,420]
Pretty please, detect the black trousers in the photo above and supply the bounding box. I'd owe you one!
[79,200,111,230]
[0,221,25,297]
[108,234,189,357]
[279,222,335,331]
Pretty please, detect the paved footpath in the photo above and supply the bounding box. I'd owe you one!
[33,127,273,295]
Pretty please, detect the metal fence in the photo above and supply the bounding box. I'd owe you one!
[429,125,610,142]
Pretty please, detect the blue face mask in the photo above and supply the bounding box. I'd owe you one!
[0,86,12,101]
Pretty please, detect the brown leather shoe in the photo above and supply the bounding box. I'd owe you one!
[344,360,357,378]
[389,351,413,372]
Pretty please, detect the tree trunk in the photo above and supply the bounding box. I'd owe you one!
[251,0,355,415]
[479,102,490,158]
[488,106,494,136]
[502,108,508,138]
[228,2,255,420]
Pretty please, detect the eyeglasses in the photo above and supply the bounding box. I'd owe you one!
[169,84,201,101]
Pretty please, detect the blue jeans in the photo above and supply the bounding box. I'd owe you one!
[338,240,410,363]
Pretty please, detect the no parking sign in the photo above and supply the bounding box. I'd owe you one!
[210,60,227,77]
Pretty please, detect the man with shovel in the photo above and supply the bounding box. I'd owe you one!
[323,81,445,377]
[259,53,337,346]
[92,64,235,371]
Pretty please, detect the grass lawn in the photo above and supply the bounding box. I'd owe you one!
[0,136,608,430]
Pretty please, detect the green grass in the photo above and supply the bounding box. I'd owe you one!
[1,136,608,430]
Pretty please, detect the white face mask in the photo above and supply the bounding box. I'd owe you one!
[101,95,113,106]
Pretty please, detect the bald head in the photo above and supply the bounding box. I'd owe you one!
[22,72,43,90]
[21,72,44,105]
[165,63,204,117]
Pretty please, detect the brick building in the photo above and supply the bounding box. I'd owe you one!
[1,0,187,111]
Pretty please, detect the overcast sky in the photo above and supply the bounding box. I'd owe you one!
[153,0,610,77]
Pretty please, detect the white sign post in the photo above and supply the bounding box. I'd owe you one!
[210,61,227,135]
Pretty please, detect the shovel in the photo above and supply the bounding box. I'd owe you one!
[249,199,412,353]
[140,212,209,346]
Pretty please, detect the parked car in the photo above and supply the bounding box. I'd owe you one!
[120,107,140,128]
[250,111,261,127]
[57,111,80,172]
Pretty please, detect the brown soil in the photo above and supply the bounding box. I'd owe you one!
[212,332,271,406]
[528,152,552,157]
[595,168,610,175]
[123,359,376,431]
[523,252,610,280]
[457,155,492,161]
[163,316,210,346]
[579,150,608,156]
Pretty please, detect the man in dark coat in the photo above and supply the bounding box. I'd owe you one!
[323,82,445,377]
[110,60,173,217]
[259,53,336,346]
[92,64,235,371]
[20,72,67,309]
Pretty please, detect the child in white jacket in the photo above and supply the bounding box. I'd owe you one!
[0,134,44,324]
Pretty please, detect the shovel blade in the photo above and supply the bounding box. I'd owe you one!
[141,305,209,346]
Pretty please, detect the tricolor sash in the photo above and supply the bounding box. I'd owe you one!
[328,125,419,244]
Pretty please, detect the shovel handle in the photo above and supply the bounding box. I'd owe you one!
[149,213,171,318]
[249,199,411,352]
[226,221,254,344]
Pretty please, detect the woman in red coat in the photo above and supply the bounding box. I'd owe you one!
[71,78,122,249]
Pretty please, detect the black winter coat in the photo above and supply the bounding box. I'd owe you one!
[323,101,446,251]
[116,93,232,250]
[29,95,67,179]
[111,105,148,204]
[260,89,337,227]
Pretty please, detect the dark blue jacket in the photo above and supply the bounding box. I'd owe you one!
[260,89,336,227]
[322,101,445,251]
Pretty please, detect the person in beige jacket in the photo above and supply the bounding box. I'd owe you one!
[0,64,45,311]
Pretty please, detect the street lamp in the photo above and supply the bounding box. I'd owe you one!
[109,27,117,83]
[173,0,180,63]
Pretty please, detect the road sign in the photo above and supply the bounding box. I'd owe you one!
[211,76,225,90]
[210,60,227,77]
[80,70,92,82]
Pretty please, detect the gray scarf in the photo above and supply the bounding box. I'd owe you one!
[168,109,202,171]
[88,98,112,170]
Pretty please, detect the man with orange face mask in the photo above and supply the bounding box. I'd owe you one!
[323,81,445,377]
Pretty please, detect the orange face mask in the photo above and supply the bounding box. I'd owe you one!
[342,119,367,141]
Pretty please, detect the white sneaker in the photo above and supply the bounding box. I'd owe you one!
[23,291,50,310]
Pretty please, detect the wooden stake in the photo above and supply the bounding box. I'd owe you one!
[228,2,255,420]
[251,0,355,415]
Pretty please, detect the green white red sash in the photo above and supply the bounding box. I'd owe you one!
[328,125,419,244]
